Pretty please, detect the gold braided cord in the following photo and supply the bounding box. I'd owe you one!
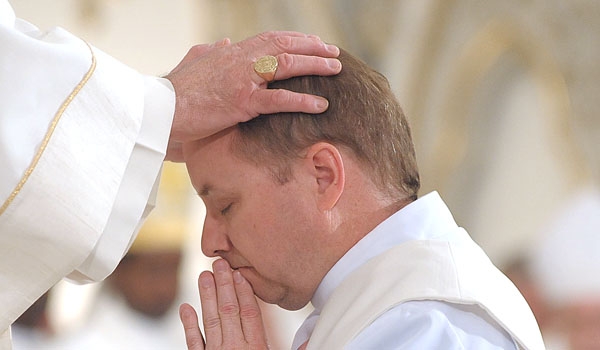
[0,42,97,216]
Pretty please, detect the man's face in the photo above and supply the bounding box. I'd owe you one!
[184,128,327,310]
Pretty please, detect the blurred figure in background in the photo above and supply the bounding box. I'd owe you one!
[513,185,600,350]
[502,257,550,332]
[57,163,192,349]
[11,291,57,349]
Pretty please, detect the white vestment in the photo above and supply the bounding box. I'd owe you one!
[0,1,175,348]
[293,192,546,350]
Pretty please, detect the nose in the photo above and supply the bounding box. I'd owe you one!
[201,214,231,257]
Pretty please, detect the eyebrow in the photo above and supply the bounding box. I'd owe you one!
[198,184,211,197]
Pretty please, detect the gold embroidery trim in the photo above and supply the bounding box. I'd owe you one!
[0,42,97,216]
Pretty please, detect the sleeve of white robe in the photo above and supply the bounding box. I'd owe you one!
[0,0,175,340]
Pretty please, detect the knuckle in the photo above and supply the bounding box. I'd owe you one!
[269,89,288,105]
[219,302,240,317]
[273,35,293,50]
[203,315,221,330]
[276,53,293,70]
[257,31,271,42]
[189,44,204,55]
[239,305,261,319]
[187,336,204,348]
[257,30,276,40]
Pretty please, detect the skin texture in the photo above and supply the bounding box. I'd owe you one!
[176,49,417,349]
[164,32,341,162]
[179,260,268,350]
[185,129,333,311]
[179,128,399,349]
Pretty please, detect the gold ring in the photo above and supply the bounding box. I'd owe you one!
[253,55,278,82]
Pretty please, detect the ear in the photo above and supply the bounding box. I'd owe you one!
[304,142,345,211]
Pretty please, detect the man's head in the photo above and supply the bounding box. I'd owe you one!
[110,250,182,318]
[184,49,419,311]
[231,49,419,201]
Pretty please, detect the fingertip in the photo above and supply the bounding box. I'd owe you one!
[179,303,187,319]
[315,97,329,112]
[199,271,214,288]
[329,58,342,72]
[179,302,190,314]
[213,258,231,272]
[327,44,340,56]
[233,270,244,284]
[179,303,198,324]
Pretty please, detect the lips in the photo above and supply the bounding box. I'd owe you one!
[228,264,252,272]
[233,266,253,272]
[224,258,252,271]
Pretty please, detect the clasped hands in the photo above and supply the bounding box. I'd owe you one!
[164,31,341,162]
[179,259,269,350]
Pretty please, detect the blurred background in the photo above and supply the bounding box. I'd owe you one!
[9,0,599,349]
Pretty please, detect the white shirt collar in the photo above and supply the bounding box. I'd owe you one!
[311,191,457,311]
[293,191,458,349]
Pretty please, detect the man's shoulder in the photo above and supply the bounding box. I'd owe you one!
[347,300,518,350]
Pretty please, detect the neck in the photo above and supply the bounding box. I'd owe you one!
[325,193,410,265]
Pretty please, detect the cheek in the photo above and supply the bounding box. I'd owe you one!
[229,208,292,263]
[231,183,316,260]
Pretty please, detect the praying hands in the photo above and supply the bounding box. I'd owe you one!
[179,259,269,350]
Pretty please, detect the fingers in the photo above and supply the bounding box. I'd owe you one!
[233,270,267,345]
[198,271,224,346]
[271,36,340,58]
[179,303,206,350]
[196,260,269,349]
[251,89,330,115]
[243,32,341,85]
[212,260,245,341]
[247,32,340,58]
[273,53,341,81]
[255,31,321,40]
[167,31,342,143]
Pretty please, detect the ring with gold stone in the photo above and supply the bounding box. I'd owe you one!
[253,55,278,82]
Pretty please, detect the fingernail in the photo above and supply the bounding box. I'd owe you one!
[327,44,340,55]
[179,304,192,318]
[233,270,244,284]
[328,58,341,70]
[199,273,213,288]
[316,98,329,110]
[214,259,229,272]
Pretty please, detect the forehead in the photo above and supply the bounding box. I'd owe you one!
[184,128,263,196]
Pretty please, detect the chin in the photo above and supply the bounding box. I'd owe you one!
[241,270,311,310]
[251,287,304,311]
[276,299,311,311]
[267,292,311,311]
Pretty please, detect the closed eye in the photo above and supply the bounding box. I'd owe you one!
[220,203,233,216]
